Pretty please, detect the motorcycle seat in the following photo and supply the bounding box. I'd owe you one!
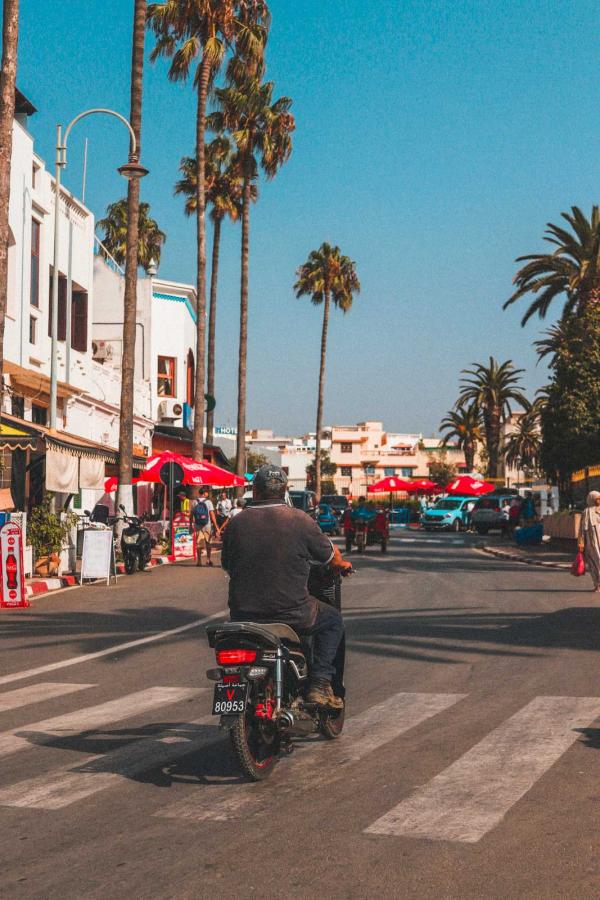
[206,621,302,649]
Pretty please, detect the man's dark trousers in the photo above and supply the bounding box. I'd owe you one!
[298,600,344,682]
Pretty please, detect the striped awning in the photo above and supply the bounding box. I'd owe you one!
[0,424,37,452]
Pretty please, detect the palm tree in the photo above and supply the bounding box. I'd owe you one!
[148,0,269,461]
[458,358,529,479]
[504,410,541,474]
[0,0,20,397]
[97,199,166,272]
[117,0,147,515]
[294,244,360,498]
[439,404,482,473]
[504,206,600,325]
[208,75,294,479]
[175,136,254,445]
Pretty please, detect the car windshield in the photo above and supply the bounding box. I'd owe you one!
[290,494,304,510]
[434,500,461,511]
[475,497,501,509]
[321,495,348,509]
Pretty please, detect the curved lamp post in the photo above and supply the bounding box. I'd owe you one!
[49,108,148,430]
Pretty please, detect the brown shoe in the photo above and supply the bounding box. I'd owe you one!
[307,680,344,710]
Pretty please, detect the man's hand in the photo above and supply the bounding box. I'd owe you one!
[331,545,352,573]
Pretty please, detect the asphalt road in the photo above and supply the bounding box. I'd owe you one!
[1,531,600,899]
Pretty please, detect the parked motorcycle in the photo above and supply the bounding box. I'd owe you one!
[206,563,351,781]
[119,506,152,575]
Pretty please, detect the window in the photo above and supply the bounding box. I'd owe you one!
[384,467,396,476]
[11,395,24,418]
[341,487,350,496]
[32,404,47,426]
[341,466,352,477]
[365,465,376,475]
[400,467,413,477]
[29,315,37,345]
[157,356,176,397]
[340,442,352,453]
[48,268,67,341]
[30,220,40,307]
[71,290,88,352]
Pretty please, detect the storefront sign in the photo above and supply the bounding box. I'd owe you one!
[0,522,28,608]
[171,512,195,560]
[80,529,116,585]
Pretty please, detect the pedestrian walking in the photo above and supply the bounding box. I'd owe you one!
[578,491,600,592]
[521,491,535,525]
[216,491,232,529]
[190,487,218,567]
[509,498,521,535]
[501,500,511,539]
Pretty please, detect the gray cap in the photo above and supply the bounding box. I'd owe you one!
[253,464,288,492]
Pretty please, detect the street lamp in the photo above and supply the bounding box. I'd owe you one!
[49,108,148,430]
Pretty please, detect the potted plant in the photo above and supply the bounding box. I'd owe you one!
[29,495,78,577]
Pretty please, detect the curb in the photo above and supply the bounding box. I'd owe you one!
[481,545,570,570]
[27,554,176,597]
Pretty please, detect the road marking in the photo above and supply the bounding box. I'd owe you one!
[156,692,466,823]
[0,717,219,809]
[0,608,228,687]
[0,686,206,759]
[366,696,600,843]
[0,683,94,713]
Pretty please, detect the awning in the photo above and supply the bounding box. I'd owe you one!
[0,424,37,452]
[3,360,81,402]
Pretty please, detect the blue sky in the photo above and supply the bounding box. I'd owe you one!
[16,0,597,435]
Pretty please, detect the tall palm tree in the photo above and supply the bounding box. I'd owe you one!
[0,0,20,397]
[148,0,269,461]
[439,404,482,473]
[97,199,166,272]
[175,137,254,444]
[117,0,146,514]
[504,206,600,325]
[458,358,529,479]
[533,319,570,369]
[208,75,294,478]
[294,244,360,498]
[504,410,541,473]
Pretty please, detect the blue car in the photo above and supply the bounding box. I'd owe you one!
[317,503,341,536]
[420,496,475,532]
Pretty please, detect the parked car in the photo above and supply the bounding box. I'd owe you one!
[289,489,318,518]
[470,492,519,535]
[421,496,476,532]
[317,503,341,535]
[320,494,350,520]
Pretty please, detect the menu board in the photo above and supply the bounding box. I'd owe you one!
[80,529,116,585]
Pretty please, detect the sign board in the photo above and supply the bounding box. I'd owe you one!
[160,461,185,487]
[0,522,28,608]
[80,529,116,585]
[171,512,196,560]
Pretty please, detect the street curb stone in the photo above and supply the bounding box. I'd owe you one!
[480,544,570,570]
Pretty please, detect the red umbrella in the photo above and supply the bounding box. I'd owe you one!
[445,475,494,496]
[138,451,244,488]
[405,479,438,494]
[367,476,411,493]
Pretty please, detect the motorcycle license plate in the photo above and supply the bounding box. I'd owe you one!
[212,682,248,715]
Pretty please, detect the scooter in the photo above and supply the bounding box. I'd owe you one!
[119,505,152,574]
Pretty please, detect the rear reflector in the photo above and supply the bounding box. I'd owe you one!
[216,649,257,665]
[223,674,241,684]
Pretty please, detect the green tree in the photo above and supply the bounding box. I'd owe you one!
[148,0,269,461]
[439,404,482,473]
[427,452,457,488]
[504,206,600,325]
[306,451,337,492]
[97,199,165,272]
[246,450,269,473]
[294,244,360,497]
[458,358,529,479]
[504,410,541,474]
[209,74,294,481]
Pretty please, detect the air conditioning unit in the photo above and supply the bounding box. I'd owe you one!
[158,399,184,422]
[92,340,114,362]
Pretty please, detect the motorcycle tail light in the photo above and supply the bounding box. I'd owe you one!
[216,649,257,665]
[223,674,240,684]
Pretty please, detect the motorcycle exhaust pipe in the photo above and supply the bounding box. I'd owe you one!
[277,711,295,730]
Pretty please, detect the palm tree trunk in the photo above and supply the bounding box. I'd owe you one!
[117,0,145,515]
[487,406,501,479]
[464,438,474,473]
[192,56,210,461]
[235,155,252,481]
[205,215,221,447]
[0,0,19,401]
[314,288,331,499]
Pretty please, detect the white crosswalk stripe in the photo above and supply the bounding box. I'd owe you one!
[0,717,219,809]
[0,686,206,759]
[0,683,94,713]
[155,692,466,823]
[365,696,600,843]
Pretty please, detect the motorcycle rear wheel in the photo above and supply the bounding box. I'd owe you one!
[230,706,280,781]
[320,706,345,739]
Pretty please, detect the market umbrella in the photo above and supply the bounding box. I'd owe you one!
[137,451,245,487]
[445,475,494,496]
[405,479,438,494]
[367,476,411,493]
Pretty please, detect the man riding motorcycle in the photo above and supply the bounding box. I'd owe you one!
[221,465,351,709]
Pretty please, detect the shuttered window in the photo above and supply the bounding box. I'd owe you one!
[71,290,88,352]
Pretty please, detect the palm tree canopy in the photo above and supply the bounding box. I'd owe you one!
[504,410,541,469]
[207,76,294,179]
[294,242,361,312]
[458,357,529,419]
[439,404,482,448]
[97,199,166,272]
[504,206,600,325]
[175,136,256,220]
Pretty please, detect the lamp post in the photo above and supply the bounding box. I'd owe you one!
[49,108,148,430]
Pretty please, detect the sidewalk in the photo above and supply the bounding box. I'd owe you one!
[25,553,173,599]
[480,535,573,570]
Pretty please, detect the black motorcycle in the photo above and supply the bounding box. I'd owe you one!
[120,509,152,575]
[206,564,351,781]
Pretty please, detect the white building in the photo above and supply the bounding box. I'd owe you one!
[3,90,153,512]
